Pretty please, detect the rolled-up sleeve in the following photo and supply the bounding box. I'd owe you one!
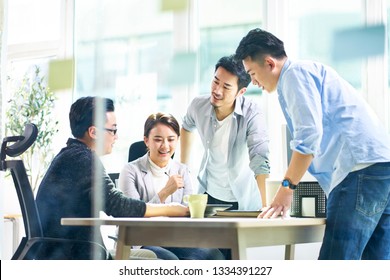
[245,103,270,175]
[283,68,323,157]
[182,98,198,132]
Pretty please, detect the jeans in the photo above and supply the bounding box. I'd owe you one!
[319,162,390,260]
[142,246,225,260]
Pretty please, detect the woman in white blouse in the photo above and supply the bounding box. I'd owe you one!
[119,112,224,260]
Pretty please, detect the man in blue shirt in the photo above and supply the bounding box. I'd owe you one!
[235,28,390,260]
[180,55,270,211]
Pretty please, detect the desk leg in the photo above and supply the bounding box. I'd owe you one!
[231,246,247,260]
[115,226,131,260]
[233,230,247,260]
[284,245,295,260]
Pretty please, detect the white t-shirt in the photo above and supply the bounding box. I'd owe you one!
[206,113,237,202]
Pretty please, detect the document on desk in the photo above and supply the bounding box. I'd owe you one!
[214,210,261,218]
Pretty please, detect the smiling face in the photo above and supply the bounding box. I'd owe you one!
[210,66,244,111]
[144,123,178,167]
[242,56,279,93]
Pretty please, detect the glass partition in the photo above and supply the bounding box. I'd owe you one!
[74,0,264,173]
[287,0,363,88]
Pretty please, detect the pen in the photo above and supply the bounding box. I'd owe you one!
[165,172,185,189]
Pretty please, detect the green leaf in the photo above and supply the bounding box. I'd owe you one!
[5,65,59,191]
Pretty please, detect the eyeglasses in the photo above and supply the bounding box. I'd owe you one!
[104,128,117,136]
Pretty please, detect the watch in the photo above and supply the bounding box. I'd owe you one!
[281,178,298,190]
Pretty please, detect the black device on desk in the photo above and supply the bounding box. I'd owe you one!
[283,125,327,218]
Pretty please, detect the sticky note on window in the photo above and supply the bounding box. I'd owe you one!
[332,24,385,61]
[48,59,74,91]
[160,0,189,12]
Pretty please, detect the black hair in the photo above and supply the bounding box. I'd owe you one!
[144,112,180,138]
[214,55,251,90]
[235,28,287,63]
[69,96,115,138]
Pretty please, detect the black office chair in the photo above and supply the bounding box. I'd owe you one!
[108,172,119,188]
[107,141,148,189]
[128,140,148,162]
[108,172,119,184]
[0,123,109,260]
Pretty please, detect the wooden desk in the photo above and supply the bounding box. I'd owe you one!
[61,217,325,260]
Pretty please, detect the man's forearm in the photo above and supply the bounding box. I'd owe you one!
[284,151,313,185]
[256,174,269,207]
[180,128,194,164]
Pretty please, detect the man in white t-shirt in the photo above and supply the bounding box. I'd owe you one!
[180,55,270,211]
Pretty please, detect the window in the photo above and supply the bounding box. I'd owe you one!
[268,0,386,178]
[74,0,388,180]
[287,0,363,88]
[198,0,263,95]
[75,0,175,171]
[4,0,72,155]
[74,0,265,174]
[0,0,72,253]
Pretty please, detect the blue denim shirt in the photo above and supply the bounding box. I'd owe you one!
[278,59,390,195]
[182,95,270,210]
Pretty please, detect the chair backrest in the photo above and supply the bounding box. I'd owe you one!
[108,172,119,188]
[128,140,148,162]
[0,123,42,239]
[1,122,38,160]
[108,172,119,182]
[1,123,110,259]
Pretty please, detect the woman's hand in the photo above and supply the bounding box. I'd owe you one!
[158,174,184,202]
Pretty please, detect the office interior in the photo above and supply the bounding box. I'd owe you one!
[1,0,389,260]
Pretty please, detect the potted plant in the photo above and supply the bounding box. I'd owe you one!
[6,65,59,192]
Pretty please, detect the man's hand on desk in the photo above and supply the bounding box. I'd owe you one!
[258,187,293,219]
[144,202,189,217]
